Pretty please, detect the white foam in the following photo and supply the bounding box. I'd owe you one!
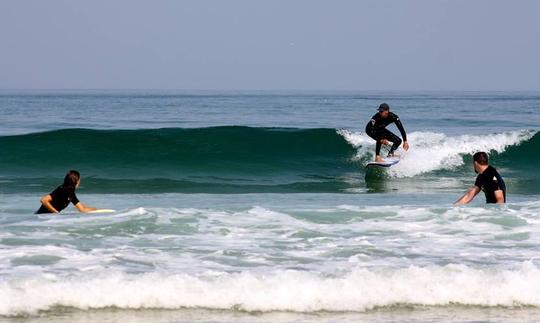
[3,202,540,316]
[2,263,540,315]
[339,129,535,177]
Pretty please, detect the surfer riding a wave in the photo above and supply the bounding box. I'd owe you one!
[365,103,409,162]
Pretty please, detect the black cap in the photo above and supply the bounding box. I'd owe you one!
[378,103,390,112]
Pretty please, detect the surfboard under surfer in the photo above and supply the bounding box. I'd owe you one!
[365,103,409,162]
[36,170,98,214]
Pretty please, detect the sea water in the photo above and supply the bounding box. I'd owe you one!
[1,91,539,322]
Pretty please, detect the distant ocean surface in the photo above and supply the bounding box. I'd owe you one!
[1,91,540,322]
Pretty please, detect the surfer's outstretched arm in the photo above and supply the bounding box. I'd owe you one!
[74,202,97,213]
[454,186,481,205]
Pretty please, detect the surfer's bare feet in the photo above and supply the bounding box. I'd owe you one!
[375,155,384,162]
[388,153,400,158]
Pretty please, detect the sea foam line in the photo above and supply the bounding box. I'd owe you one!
[2,263,540,316]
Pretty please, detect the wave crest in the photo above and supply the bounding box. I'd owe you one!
[341,129,536,177]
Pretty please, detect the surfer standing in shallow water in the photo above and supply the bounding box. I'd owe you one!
[455,152,506,205]
[36,170,98,214]
[365,103,409,162]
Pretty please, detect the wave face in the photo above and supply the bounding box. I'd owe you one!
[0,127,537,193]
[0,127,357,193]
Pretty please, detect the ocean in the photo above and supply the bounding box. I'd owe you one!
[1,91,539,322]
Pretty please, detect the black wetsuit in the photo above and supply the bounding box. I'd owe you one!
[365,112,407,156]
[36,185,80,214]
[474,166,506,203]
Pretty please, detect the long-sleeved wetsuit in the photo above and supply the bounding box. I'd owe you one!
[365,112,407,156]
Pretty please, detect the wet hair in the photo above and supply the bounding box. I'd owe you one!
[63,170,80,188]
[378,103,390,111]
[473,152,489,165]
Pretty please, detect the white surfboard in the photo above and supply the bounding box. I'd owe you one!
[365,157,400,168]
[88,209,116,214]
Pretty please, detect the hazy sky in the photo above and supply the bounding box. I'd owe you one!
[1,0,539,91]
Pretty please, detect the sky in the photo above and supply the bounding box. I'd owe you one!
[0,0,539,91]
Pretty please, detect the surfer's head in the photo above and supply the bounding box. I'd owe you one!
[378,103,390,118]
[473,152,489,174]
[63,170,81,189]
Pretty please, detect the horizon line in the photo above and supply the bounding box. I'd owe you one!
[1,88,540,93]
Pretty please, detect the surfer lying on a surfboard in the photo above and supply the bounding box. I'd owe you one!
[455,152,506,205]
[36,170,98,214]
[365,103,409,162]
